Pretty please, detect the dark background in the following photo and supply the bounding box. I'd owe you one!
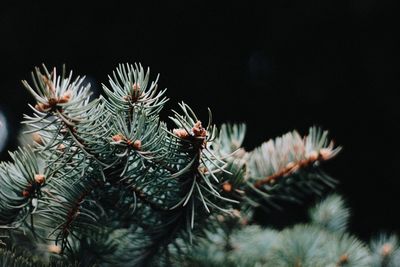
[1,1,399,241]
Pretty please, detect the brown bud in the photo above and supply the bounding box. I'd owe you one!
[57,144,66,152]
[132,140,142,150]
[32,132,43,145]
[192,121,207,137]
[319,148,332,161]
[48,244,61,254]
[22,190,30,197]
[173,128,189,139]
[35,103,47,112]
[381,243,393,256]
[307,150,319,161]
[338,254,349,264]
[198,166,208,174]
[131,83,141,101]
[193,121,201,128]
[58,90,72,104]
[48,98,58,107]
[112,134,124,142]
[222,182,233,192]
[35,174,46,185]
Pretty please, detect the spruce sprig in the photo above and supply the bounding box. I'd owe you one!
[0,63,345,266]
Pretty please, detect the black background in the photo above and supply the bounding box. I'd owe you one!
[1,1,399,241]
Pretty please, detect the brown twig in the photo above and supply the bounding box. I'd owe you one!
[254,149,336,188]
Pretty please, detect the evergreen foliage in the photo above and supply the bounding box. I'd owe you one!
[179,195,398,266]
[0,63,397,266]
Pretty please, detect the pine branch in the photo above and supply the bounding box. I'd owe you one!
[370,234,400,267]
[34,176,102,253]
[178,195,379,267]
[309,194,350,233]
[249,126,341,187]
[0,248,37,267]
[240,127,341,209]
[1,63,353,266]
[0,147,43,228]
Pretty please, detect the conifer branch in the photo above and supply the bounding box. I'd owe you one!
[253,144,339,188]
[5,63,389,267]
